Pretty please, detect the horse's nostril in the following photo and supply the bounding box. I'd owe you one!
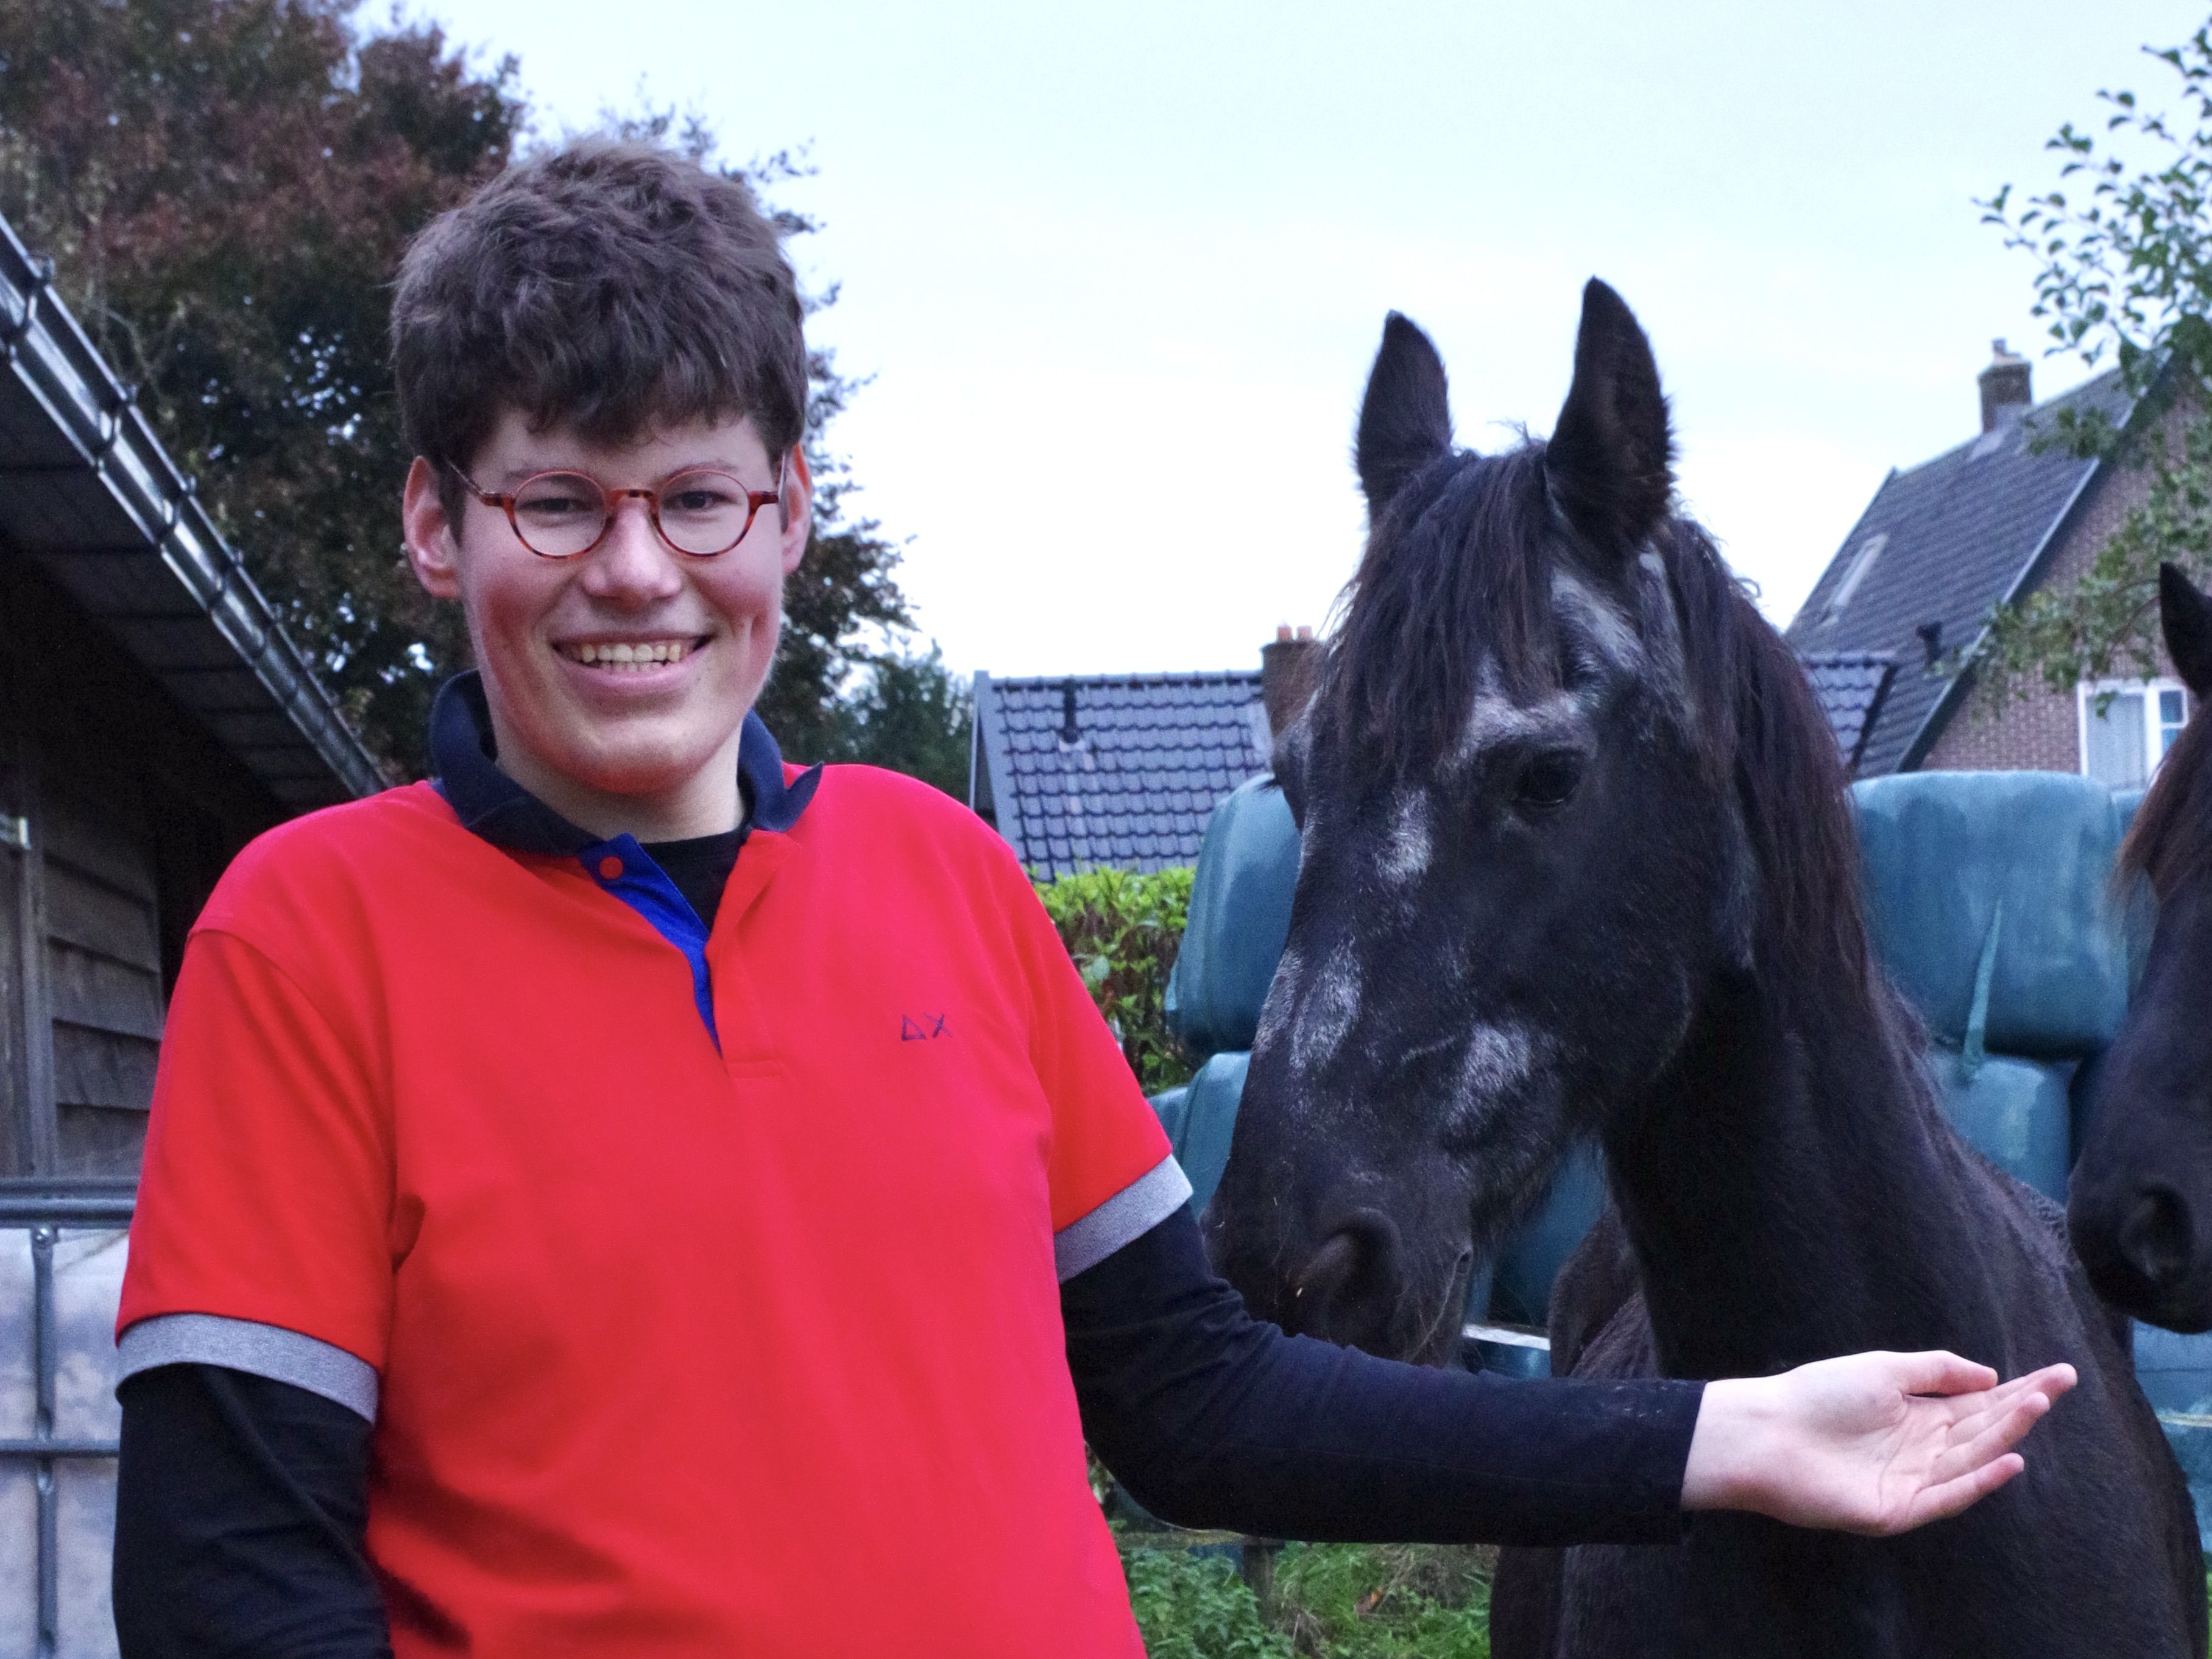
[1291,1210,1407,1352]
[2119,1186,2197,1289]
[1295,1231,1363,1311]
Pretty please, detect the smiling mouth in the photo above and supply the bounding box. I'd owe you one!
[556,637,708,671]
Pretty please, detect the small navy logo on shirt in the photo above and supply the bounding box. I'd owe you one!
[900,1014,947,1042]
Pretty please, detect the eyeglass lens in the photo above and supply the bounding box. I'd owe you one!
[509,470,760,557]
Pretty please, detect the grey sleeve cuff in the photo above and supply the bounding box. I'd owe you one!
[1055,1155,1194,1281]
[117,1314,379,1423]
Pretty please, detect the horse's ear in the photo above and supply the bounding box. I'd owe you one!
[2161,562,2212,701]
[1546,278,1673,565]
[1356,313,1452,515]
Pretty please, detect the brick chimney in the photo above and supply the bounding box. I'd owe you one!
[1262,624,1321,739]
[1978,339,2032,433]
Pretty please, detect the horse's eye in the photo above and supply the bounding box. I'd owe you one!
[1514,749,1584,812]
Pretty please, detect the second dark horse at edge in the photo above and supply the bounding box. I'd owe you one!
[1201,280,2205,1657]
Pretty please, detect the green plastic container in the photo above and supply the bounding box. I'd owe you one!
[1165,779,1299,1059]
[1168,1052,1248,1217]
[1926,1049,2074,1203]
[1851,772,2129,1058]
[1486,1148,1608,1328]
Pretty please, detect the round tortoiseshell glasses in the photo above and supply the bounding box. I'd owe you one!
[451,453,788,559]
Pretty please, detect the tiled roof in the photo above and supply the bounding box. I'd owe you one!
[970,671,1270,880]
[1799,651,1896,775]
[1784,372,2134,777]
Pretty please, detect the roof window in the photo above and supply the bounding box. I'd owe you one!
[1825,531,1888,620]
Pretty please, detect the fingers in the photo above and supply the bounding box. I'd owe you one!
[2012,1362,2078,1404]
[1886,1349,2001,1397]
[1927,1386,2054,1487]
[1931,1364,2080,1432]
[1893,1451,2027,1533]
[1886,1351,2079,1404]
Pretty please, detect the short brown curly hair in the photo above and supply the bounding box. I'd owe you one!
[392,141,807,496]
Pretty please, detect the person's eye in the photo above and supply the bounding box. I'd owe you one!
[515,479,599,519]
[663,478,741,515]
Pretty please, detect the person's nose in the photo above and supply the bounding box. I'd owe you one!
[578,495,684,606]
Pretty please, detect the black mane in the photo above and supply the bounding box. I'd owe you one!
[2124,699,2212,896]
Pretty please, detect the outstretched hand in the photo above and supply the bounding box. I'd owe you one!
[1680,1351,2077,1535]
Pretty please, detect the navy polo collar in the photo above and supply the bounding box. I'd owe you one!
[427,670,821,854]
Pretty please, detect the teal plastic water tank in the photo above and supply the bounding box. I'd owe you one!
[1850,772,2129,1057]
[1925,1050,2074,1202]
[2134,1325,2212,1538]
[1165,1052,1248,1217]
[1487,1149,1608,1328]
[1165,779,1299,1059]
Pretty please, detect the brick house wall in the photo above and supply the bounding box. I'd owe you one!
[1921,400,2186,774]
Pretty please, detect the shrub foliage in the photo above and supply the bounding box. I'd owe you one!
[1034,865,1195,1092]
[1121,1541,1494,1658]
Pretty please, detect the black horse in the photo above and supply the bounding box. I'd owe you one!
[1201,281,2203,1656]
[2071,562,2212,1331]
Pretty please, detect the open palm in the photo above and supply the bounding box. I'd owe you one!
[1683,1351,2077,1533]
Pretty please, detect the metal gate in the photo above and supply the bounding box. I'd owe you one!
[0,1183,133,1659]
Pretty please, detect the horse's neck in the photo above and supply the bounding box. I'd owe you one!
[1602,965,1991,1379]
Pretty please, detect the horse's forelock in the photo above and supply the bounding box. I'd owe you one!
[1324,447,1561,777]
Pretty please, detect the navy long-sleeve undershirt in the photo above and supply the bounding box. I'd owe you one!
[112,1204,1700,1655]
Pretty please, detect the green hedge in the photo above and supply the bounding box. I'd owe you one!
[1035,866,1196,1093]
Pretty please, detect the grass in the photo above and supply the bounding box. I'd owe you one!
[1124,1546,2212,1654]
[1118,1535,1493,1658]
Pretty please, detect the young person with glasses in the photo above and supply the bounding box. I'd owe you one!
[110,143,2073,1657]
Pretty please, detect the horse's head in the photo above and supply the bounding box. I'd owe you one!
[2070,563,2212,1331]
[1205,281,1854,1362]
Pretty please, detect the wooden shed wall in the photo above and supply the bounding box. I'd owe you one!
[0,553,283,1178]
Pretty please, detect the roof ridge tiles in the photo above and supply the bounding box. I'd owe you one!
[1884,367,2129,484]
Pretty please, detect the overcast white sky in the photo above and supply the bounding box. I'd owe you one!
[426,0,2208,680]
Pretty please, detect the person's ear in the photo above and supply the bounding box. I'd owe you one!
[778,446,813,576]
[403,456,464,600]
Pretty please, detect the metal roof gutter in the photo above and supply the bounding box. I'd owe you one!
[0,214,383,807]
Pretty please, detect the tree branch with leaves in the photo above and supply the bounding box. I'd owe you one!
[1962,19,2212,709]
[0,0,959,787]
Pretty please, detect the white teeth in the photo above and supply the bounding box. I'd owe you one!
[570,640,694,670]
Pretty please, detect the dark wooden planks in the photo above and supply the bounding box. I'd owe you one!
[54,1103,147,1176]
[51,1023,157,1112]
[43,860,158,970]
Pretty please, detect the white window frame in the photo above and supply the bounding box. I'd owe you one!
[2077,677,2191,789]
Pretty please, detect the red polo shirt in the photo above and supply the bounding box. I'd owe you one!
[119,761,1181,1656]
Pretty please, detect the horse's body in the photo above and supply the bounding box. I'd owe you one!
[1201,283,2203,1656]
[2070,564,2212,1332]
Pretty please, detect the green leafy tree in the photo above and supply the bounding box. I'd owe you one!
[809,642,973,795]
[0,1,913,776]
[1965,19,2212,705]
[0,0,518,770]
